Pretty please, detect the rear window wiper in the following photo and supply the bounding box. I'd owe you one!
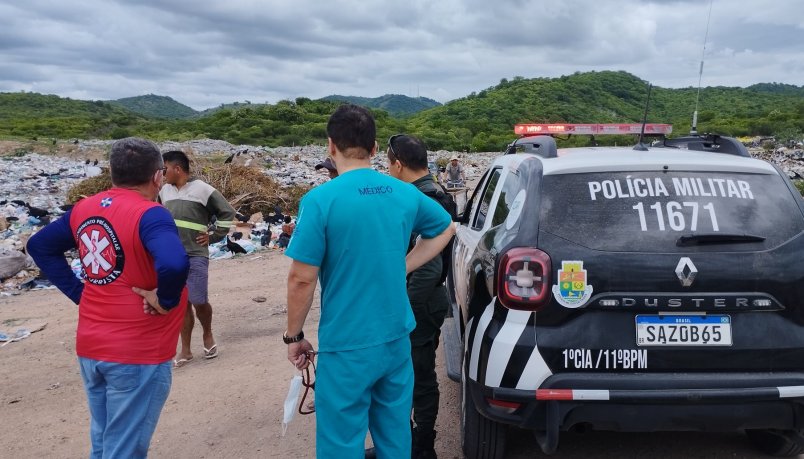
[676,233,766,246]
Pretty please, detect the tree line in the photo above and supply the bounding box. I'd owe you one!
[1,71,801,152]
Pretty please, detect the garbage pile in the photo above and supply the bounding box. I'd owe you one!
[209,213,292,260]
[77,138,269,158]
[262,145,497,188]
[0,203,60,297]
[63,139,498,188]
[1,154,108,296]
[0,140,492,297]
[0,153,103,211]
[750,147,804,179]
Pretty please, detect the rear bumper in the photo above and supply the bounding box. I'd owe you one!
[470,372,804,433]
[499,372,804,403]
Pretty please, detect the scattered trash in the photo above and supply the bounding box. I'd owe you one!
[0,329,31,346]
[18,278,55,290]
[0,319,47,347]
[252,296,267,303]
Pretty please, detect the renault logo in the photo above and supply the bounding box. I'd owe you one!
[675,257,697,287]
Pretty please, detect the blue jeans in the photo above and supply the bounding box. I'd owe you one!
[315,337,413,459]
[78,357,172,459]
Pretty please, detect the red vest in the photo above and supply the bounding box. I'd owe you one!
[70,188,187,364]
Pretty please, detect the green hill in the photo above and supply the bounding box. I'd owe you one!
[0,92,146,139]
[151,98,346,146]
[195,101,271,118]
[108,94,198,119]
[405,71,804,150]
[320,94,441,117]
[1,72,801,150]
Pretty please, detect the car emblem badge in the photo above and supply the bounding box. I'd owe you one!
[552,260,594,308]
[675,257,697,287]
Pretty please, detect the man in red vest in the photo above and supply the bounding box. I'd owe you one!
[28,137,190,458]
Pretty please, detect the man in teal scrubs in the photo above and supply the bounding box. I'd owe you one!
[284,104,454,458]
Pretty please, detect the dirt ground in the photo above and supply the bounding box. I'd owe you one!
[0,250,465,459]
[0,248,782,459]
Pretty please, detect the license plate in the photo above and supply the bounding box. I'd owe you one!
[636,315,732,346]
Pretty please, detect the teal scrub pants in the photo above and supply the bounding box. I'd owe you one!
[315,336,413,459]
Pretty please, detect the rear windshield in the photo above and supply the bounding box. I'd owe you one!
[539,171,804,252]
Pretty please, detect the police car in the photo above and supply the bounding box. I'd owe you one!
[443,124,804,458]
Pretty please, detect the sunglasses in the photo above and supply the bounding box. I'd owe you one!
[387,134,404,161]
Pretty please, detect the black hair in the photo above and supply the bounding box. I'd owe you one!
[109,137,163,187]
[284,215,292,224]
[326,104,376,159]
[162,150,191,172]
[388,135,428,171]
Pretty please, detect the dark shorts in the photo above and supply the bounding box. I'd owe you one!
[187,256,209,305]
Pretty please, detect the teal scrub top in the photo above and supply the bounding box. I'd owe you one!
[286,168,452,352]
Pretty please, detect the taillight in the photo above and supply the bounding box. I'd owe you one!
[497,248,551,310]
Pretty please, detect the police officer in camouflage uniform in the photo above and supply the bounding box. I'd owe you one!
[386,134,451,459]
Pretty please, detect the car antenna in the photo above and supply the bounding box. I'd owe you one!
[633,82,652,151]
[691,0,714,135]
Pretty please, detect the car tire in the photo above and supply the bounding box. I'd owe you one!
[461,367,506,459]
[746,429,804,457]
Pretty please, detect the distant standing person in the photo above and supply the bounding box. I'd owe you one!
[387,134,452,458]
[442,155,465,188]
[284,104,454,458]
[27,137,190,458]
[160,150,237,367]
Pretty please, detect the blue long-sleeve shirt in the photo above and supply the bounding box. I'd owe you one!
[27,207,188,308]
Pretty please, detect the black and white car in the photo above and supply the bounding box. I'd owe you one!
[443,124,804,458]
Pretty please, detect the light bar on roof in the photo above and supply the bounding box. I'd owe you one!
[514,123,673,136]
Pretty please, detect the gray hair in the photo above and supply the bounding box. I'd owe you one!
[109,137,163,187]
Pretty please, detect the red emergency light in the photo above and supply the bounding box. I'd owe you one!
[514,123,673,136]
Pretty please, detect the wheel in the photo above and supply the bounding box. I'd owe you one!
[461,367,506,459]
[746,429,804,457]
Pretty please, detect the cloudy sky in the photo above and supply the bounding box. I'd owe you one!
[1,0,802,110]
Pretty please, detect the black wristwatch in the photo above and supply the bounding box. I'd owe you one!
[283,330,304,344]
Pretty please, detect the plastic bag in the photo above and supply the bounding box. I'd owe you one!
[281,373,303,436]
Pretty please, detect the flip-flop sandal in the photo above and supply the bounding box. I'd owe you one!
[174,357,193,368]
[203,344,218,359]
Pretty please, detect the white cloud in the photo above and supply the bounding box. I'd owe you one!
[0,0,801,110]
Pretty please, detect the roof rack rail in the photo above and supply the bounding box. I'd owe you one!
[660,134,750,157]
[505,135,557,158]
